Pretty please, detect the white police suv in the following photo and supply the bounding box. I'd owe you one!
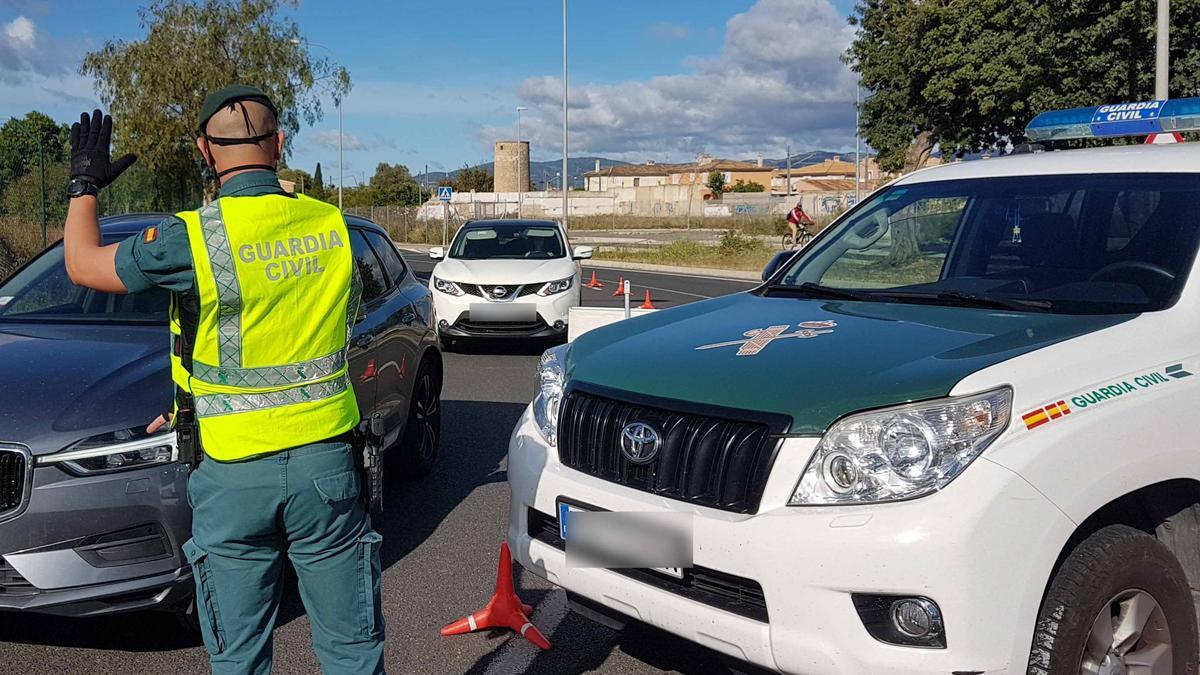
[507,97,1200,673]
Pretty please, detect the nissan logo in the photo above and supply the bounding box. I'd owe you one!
[491,286,508,298]
[620,422,662,465]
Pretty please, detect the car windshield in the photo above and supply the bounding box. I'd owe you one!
[449,223,565,260]
[0,242,168,324]
[772,173,1200,315]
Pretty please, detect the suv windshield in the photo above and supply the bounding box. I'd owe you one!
[773,173,1200,314]
[0,242,168,324]
[449,223,565,260]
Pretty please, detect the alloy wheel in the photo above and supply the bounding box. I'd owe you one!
[1080,589,1172,675]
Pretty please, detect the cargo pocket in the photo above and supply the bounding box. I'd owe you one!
[313,470,361,505]
[357,531,384,639]
[182,539,225,654]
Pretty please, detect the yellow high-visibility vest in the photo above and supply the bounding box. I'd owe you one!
[170,193,361,461]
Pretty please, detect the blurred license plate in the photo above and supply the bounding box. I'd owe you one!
[558,501,685,579]
[469,303,535,322]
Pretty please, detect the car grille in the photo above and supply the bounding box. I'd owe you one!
[461,283,530,300]
[527,508,768,622]
[454,318,549,335]
[0,558,36,597]
[557,388,785,514]
[0,447,27,517]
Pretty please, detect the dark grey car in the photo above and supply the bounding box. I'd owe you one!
[0,212,441,621]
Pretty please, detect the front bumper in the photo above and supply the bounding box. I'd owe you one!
[506,406,1074,674]
[0,460,193,617]
[431,284,577,339]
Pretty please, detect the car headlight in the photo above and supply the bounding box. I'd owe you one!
[790,387,1012,505]
[537,276,573,296]
[433,276,465,297]
[38,428,178,476]
[532,344,569,445]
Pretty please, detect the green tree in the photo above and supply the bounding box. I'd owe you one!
[278,166,314,193]
[453,164,493,192]
[368,162,420,205]
[706,171,726,198]
[2,162,70,225]
[81,0,351,208]
[0,112,70,198]
[729,179,765,193]
[311,161,327,200]
[847,0,1200,173]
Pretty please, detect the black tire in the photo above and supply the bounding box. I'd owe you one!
[387,356,441,478]
[1028,524,1198,675]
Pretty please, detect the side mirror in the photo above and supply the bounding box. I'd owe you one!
[572,245,594,260]
[429,246,445,260]
[761,251,793,282]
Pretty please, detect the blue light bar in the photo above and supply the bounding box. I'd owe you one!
[1026,97,1200,141]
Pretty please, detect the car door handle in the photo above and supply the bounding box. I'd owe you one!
[401,308,417,325]
[353,334,375,349]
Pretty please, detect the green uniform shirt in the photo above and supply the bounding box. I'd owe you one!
[114,171,289,294]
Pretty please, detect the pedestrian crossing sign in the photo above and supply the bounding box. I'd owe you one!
[438,186,453,202]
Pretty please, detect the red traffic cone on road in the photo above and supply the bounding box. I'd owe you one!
[585,271,604,289]
[440,542,550,650]
[639,290,657,310]
[611,276,625,297]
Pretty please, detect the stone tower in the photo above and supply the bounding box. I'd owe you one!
[494,140,530,192]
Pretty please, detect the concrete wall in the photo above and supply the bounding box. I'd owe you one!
[416,185,859,221]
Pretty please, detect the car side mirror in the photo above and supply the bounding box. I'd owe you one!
[572,245,594,260]
[429,246,444,260]
[761,251,793,282]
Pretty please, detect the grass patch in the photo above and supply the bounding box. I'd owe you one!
[592,230,776,272]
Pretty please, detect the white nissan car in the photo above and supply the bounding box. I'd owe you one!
[428,219,590,345]
[509,98,1200,674]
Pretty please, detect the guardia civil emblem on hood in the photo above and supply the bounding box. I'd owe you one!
[695,321,837,356]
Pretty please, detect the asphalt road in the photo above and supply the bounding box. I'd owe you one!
[0,254,760,675]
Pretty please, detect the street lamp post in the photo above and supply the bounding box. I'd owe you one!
[294,38,345,210]
[516,105,527,218]
[1156,0,1170,100]
[562,0,569,229]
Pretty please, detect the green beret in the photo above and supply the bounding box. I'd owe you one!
[198,84,279,133]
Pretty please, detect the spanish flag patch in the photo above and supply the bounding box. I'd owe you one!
[143,226,158,243]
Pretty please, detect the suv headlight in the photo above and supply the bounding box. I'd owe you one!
[432,276,465,297]
[38,428,178,475]
[790,387,1012,505]
[538,276,573,296]
[532,344,569,445]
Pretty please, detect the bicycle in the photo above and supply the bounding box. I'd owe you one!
[781,229,813,250]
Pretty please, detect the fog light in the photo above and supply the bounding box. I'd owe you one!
[892,598,938,637]
[553,320,565,330]
[438,319,449,330]
[851,594,946,648]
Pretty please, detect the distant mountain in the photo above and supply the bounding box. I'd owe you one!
[416,156,630,190]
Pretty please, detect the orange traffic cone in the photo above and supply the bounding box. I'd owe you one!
[611,276,625,297]
[585,271,604,289]
[639,290,656,310]
[440,542,551,650]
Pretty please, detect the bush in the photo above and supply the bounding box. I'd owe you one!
[0,218,62,279]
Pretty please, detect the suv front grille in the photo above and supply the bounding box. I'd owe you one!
[461,283,528,300]
[0,447,27,517]
[0,558,36,597]
[557,388,786,514]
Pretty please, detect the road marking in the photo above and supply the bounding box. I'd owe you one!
[582,264,759,285]
[592,276,720,300]
[483,588,569,675]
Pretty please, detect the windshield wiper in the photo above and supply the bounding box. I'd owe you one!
[885,290,1053,313]
[767,282,889,303]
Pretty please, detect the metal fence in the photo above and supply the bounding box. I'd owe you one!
[341,205,467,245]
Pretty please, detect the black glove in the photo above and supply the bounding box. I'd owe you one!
[69,109,137,189]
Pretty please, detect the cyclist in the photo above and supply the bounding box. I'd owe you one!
[786,201,815,248]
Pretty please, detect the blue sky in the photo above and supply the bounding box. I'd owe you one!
[1,0,861,182]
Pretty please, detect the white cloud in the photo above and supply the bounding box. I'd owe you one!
[305,129,368,151]
[647,21,690,41]
[494,0,858,161]
[0,15,81,86]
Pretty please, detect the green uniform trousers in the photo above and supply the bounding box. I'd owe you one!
[182,440,385,675]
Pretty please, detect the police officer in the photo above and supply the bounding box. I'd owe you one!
[62,86,385,675]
